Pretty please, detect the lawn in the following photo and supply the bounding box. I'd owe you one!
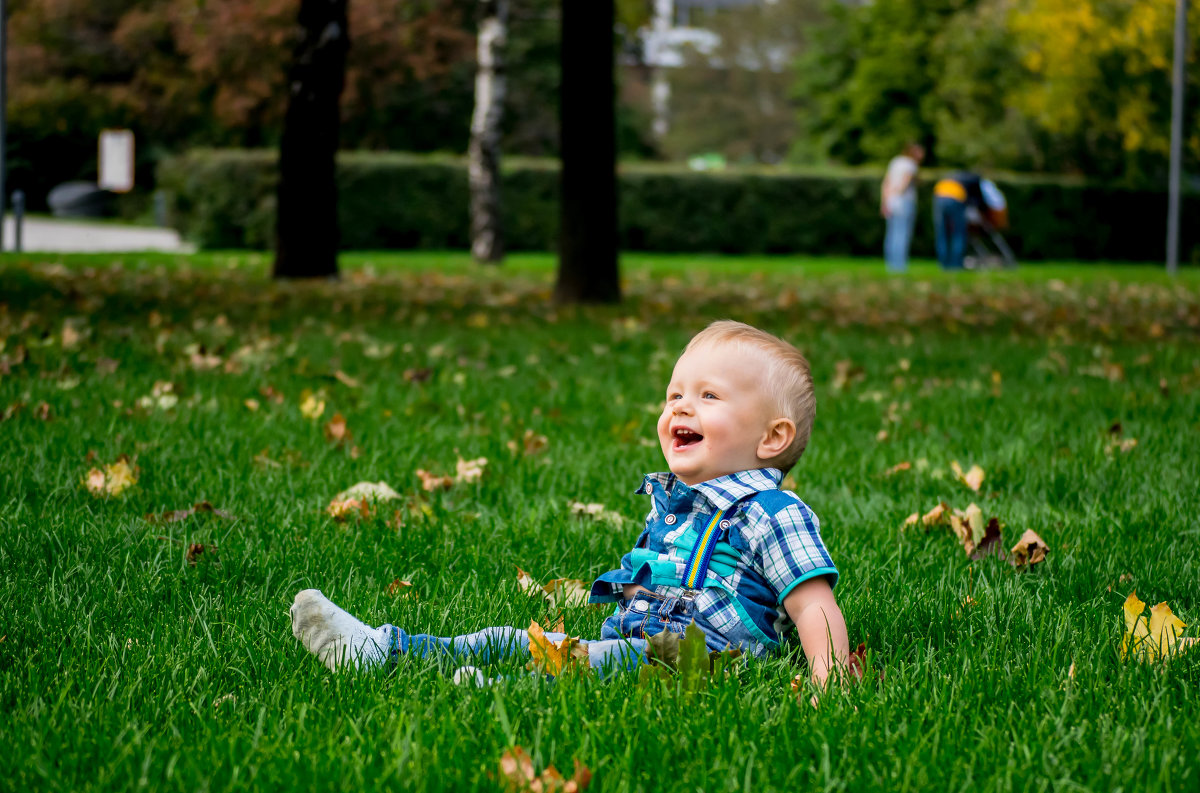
[2,252,1198,793]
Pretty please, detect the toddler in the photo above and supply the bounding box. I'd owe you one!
[291,320,849,689]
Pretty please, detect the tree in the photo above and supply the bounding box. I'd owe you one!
[273,0,349,279]
[469,0,508,264]
[554,0,620,304]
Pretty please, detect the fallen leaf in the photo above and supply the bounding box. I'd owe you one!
[568,501,626,528]
[497,747,592,793]
[902,512,919,528]
[334,370,361,388]
[324,413,350,445]
[921,502,949,527]
[543,578,591,609]
[526,620,589,676]
[415,469,454,491]
[1121,592,1194,663]
[403,367,433,383]
[1009,529,1049,567]
[386,578,412,596]
[455,456,488,484]
[883,461,911,476]
[136,381,178,411]
[951,461,985,491]
[244,398,260,412]
[334,481,401,502]
[299,390,325,420]
[84,456,139,497]
[948,503,986,556]
[327,498,371,521]
[260,385,285,404]
[506,429,549,456]
[186,543,216,565]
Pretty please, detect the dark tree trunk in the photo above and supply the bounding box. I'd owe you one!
[554,0,620,304]
[469,0,508,264]
[273,0,349,279]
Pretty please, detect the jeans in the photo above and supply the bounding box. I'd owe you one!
[884,193,917,272]
[381,589,704,677]
[934,196,967,270]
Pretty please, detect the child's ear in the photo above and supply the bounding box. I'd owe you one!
[758,417,796,460]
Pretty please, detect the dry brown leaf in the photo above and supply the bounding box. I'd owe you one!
[334,370,361,388]
[324,413,350,445]
[544,578,591,609]
[403,367,434,383]
[386,578,413,596]
[1010,529,1049,567]
[327,498,371,521]
[902,512,920,528]
[515,566,543,597]
[883,461,911,477]
[951,461,985,491]
[334,481,401,502]
[416,469,454,491]
[507,429,550,457]
[455,456,488,484]
[921,503,949,527]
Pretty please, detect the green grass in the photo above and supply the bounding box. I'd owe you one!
[2,252,1199,793]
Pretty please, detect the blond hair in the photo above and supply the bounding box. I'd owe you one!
[684,320,815,474]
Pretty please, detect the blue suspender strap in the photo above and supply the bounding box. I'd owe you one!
[680,506,735,590]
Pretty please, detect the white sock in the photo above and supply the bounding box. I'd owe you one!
[290,589,391,672]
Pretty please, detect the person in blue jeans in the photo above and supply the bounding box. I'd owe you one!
[291,321,850,694]
[881,143,925,272]
[933,171,987,270]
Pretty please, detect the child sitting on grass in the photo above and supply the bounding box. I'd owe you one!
[291,320,849,690]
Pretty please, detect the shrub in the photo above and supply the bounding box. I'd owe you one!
[158,150,1199,262]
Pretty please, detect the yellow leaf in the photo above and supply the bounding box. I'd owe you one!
[84,456,139,497]
[299,390,325,420]
[921,503,949,527]
[526,620,588,677]
[951,461,985,491]
[1121,591,1194,663]
[1148,602,1187,658]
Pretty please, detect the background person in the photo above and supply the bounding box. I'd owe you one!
[880,143,926,273]
[932,170,987,270]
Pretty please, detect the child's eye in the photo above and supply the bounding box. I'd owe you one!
[702,392,717,399]
[667,393,681,401]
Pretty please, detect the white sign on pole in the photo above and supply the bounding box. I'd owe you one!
[98,129,135,192]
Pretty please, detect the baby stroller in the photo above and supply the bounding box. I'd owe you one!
[964,179,1017,269]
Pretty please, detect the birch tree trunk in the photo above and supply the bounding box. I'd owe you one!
[554,0,620,304]
[469,0,508,264]
[273,0,349,279]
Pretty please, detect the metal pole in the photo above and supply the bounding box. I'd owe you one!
[0,0,7,254]
[12,189,21,252]
[1167,0,1188,275]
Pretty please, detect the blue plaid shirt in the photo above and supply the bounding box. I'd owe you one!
[589,468,838,655]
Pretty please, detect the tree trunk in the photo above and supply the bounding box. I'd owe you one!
[469,0,508,264]
[554,0,620,304]
[273,0,349,279]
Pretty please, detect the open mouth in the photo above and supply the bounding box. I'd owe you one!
[672,427,703,451]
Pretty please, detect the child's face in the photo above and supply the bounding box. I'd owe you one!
[657,342,780,486]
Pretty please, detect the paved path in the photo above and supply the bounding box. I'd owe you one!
[2,216,194,253]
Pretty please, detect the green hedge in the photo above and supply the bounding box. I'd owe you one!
[158,149,1200,262]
